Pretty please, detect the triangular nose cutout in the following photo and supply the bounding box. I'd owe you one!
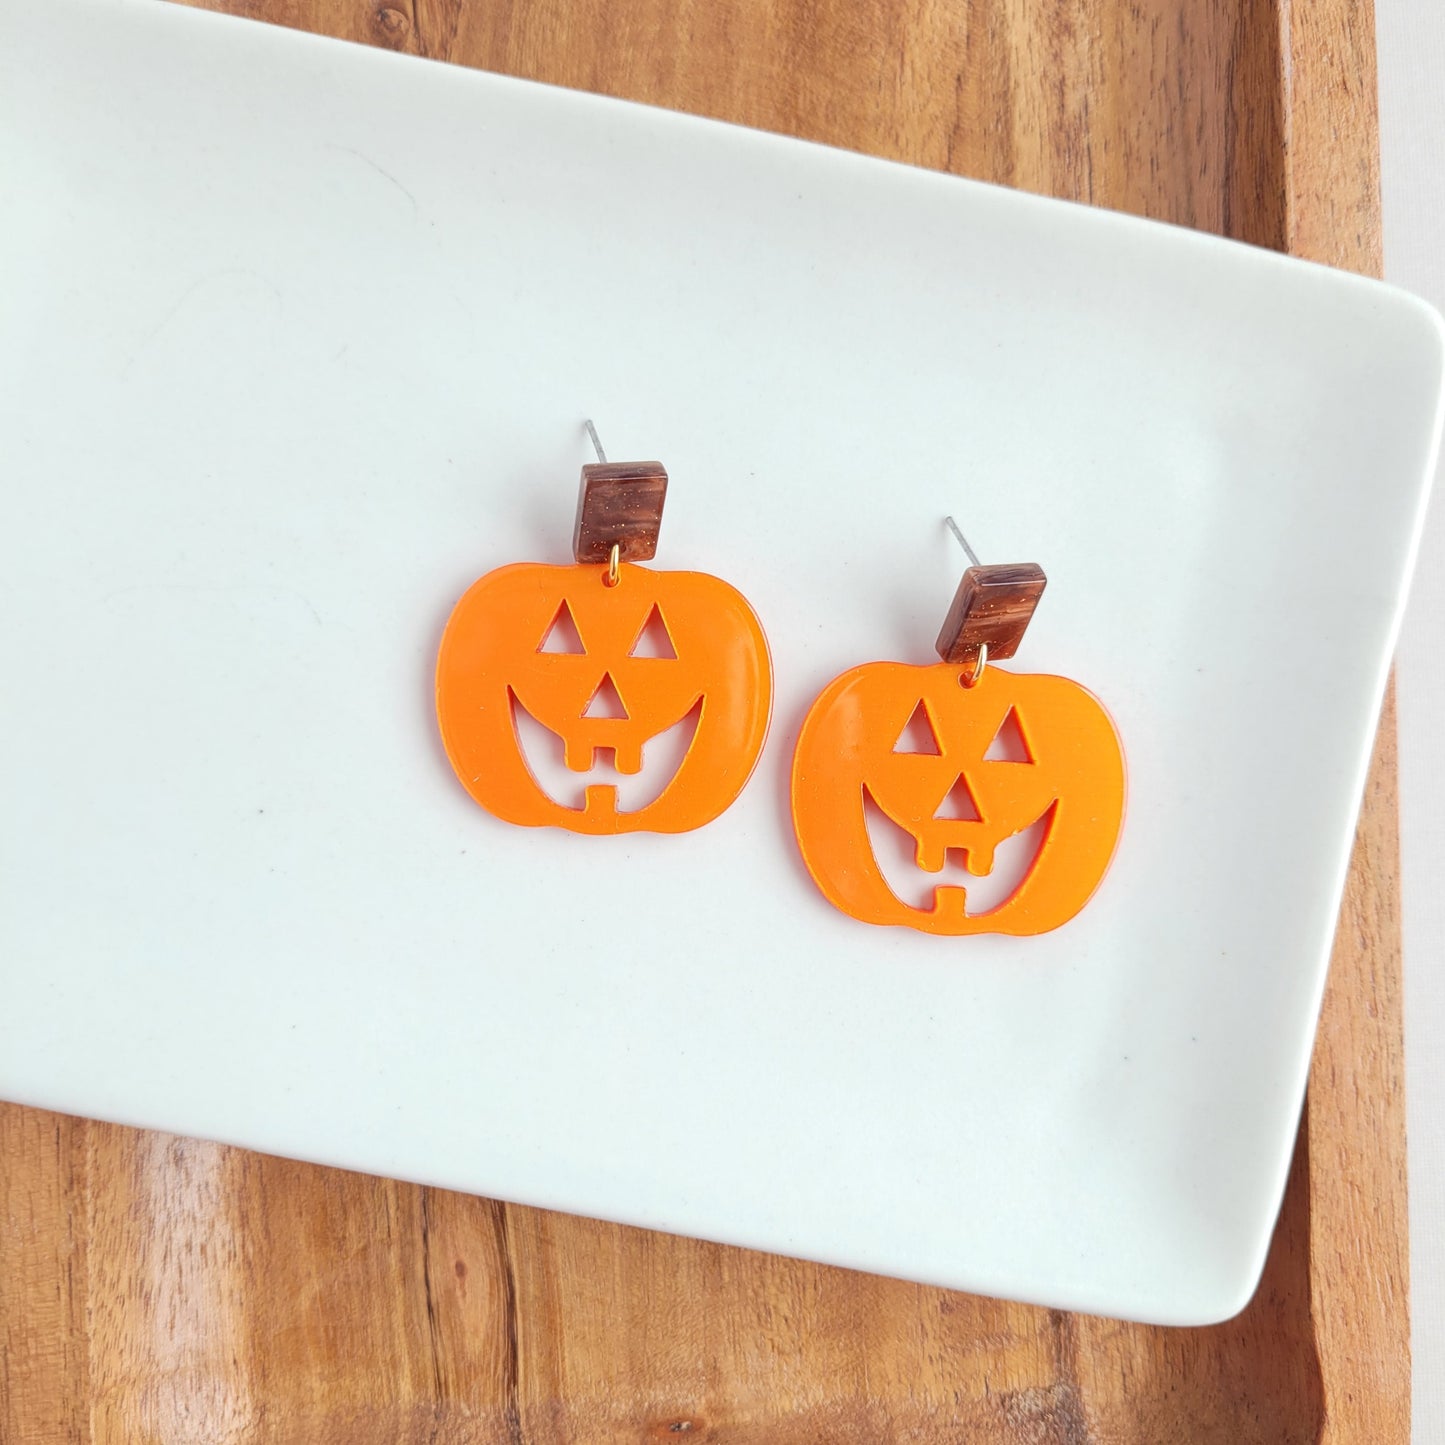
[984,706,1033,762]
[582,672,629,719]
[538,601,585,654]
[628,604,678,659]
[933,774,982,821]
[893,700,942,755]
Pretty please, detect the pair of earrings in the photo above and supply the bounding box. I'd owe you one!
[435,427,1126,937]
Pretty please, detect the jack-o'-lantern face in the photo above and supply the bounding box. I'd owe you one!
[791,662,1124,934]
[437,561,772,834]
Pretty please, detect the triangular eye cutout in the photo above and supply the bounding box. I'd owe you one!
[983,707,1033,763]
[538,601,585,654]
[933,774,982,821]
[892,700,942,755]
[582,672,629,720]
[627,604,678,659]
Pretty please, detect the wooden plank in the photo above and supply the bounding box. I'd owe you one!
[1282,4,1411,1439]
[0,0,1406,1439]
[0,1108,91,1444]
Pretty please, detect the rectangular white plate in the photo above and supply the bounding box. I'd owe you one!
[2,0,1441,1327]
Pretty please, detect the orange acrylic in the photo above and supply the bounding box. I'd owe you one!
[437,561,772,834]
[791,662,1125,935]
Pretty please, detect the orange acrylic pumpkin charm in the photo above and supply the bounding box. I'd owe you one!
[791,537,1125,935]
[437,435,772,835]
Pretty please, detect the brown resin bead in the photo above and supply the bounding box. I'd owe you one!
[572,461,669,564]
[935,563,1047,667]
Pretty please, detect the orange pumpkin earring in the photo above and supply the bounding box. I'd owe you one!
[436,423,773,835]
[791,519,1125,936]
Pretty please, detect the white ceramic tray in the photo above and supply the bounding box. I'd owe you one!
[2,0,1441,1326]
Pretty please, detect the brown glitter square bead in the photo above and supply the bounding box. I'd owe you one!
[936,563,1048,665]
[572,461,669,564]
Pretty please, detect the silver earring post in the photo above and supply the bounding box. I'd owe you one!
[943,515,981,567]
[584,419,607,465]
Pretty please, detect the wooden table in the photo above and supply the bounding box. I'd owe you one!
[0,0,1408,1440]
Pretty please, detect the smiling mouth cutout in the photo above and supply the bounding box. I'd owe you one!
[862,788,1056,918]
[509,690,703,814]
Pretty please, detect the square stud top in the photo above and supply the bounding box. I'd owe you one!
[572,461,669,564]
[936,563,1048,666]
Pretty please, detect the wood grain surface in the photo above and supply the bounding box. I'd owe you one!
[0,0,1407,1441]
